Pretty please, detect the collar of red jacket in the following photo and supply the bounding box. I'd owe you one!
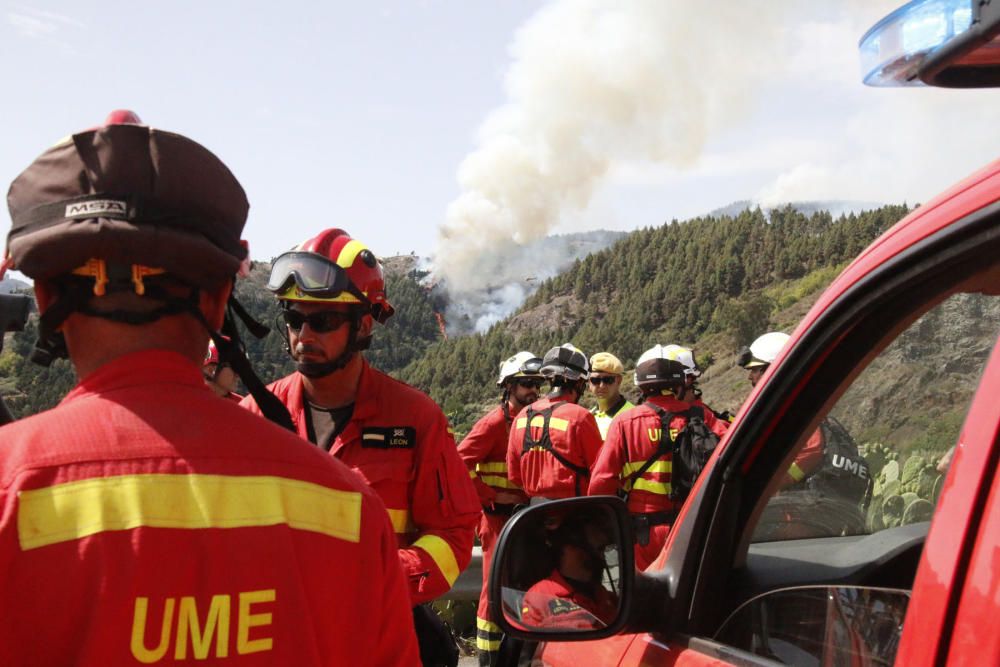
[65,349,207,402]
[644,394,689,412]
[293,357,378,419]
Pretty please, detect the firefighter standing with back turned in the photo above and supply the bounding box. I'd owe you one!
[589,344,730,570]
[739,332,870,539]
[507,343,603,502]
[240,228,479,667]
[0,112,418,665]
[458,351,543,666]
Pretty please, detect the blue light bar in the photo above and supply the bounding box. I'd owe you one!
[860,0,974,86]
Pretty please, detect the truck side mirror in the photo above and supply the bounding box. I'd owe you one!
[489,496,634,641]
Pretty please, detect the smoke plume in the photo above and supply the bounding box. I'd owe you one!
[434,0,791,326]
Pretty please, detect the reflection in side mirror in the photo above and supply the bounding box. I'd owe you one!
[714,586,909,666]
[489,496,634,640]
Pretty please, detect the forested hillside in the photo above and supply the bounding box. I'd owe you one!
[0,204,909,429]
[397,205,910,433]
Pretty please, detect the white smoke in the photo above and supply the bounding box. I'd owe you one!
[433,0,794,324]
[439,230,623,334]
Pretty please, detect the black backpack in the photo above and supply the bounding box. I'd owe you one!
[521,403,591,496]
[625,404,720,502]
[805,416,872,507]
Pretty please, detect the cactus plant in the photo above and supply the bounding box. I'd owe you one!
[882,495,904,528]
[902,498,934,524]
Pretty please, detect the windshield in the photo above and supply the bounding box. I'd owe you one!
[752,291,1000,543]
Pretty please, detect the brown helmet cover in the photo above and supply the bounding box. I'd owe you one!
[6,123,248,288]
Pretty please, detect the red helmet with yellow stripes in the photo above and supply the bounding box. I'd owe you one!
[267,228,394,323]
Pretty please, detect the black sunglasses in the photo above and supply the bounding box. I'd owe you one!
[513,378,544,390]
[589,376,618,386]
[282,309,355,333]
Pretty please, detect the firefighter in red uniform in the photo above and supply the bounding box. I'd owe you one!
[739,332,823,486]
[203,338,244,402]
[589,344,730,570]
[739,332,869,539]
[240,228,479,667]
[507,344,603,501]
[519,509,619,630]
[0,112,418,665]
[458,351,542,666]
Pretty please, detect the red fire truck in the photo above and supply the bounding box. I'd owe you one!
[489,1,1000,665]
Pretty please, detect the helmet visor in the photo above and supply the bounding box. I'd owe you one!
[268,252,369,304]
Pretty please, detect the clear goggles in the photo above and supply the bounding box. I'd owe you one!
[267,252,370,305]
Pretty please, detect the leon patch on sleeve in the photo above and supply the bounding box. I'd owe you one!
[361,426,416,449]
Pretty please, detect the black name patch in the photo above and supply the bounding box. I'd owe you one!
[361,426,416,449]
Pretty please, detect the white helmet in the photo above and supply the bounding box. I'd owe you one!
[497,351,543,386]
[739,332,790,369]
[633,344,687,388]
[662,344,701,378]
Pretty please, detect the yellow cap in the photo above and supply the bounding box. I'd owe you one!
[590,352,624,375]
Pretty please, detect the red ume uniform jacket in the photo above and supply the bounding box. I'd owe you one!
[241,359,480,604]
[520,570,618,630]
[589,394,730,513]
[457,404,528,507]
[507,397,603,499]
[0,351,417,666]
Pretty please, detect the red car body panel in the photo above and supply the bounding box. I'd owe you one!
[915,338,1000,667]
[529,156,1000,667]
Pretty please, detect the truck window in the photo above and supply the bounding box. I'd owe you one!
[714,586,909,667]
[752,292,999,545]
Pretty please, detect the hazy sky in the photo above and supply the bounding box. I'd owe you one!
[2,0,997,277]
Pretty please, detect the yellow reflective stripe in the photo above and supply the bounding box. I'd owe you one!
[477,636,502,651]
[386,508,412,534]
[477,618,502,633]
[528,416,569,432]
[477,617,503,651]
[516,416,570,432]
[633,478,672,495]
[17,474,362,551]
[336,239,368,268]
[362,432,385,441]
[480,475,521,490]
[412,535,461,586]
[787,462,807,482]
[468,469,477,479]
[621,460,672,477]
[476,462,508,474]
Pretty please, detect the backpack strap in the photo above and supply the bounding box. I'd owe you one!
[624,403,676,501]
[521,403,590,494]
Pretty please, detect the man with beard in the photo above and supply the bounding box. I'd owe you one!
[458,351,543,666]
[241,228,479,666]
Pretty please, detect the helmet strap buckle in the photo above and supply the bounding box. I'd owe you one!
[70,259,166,297]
